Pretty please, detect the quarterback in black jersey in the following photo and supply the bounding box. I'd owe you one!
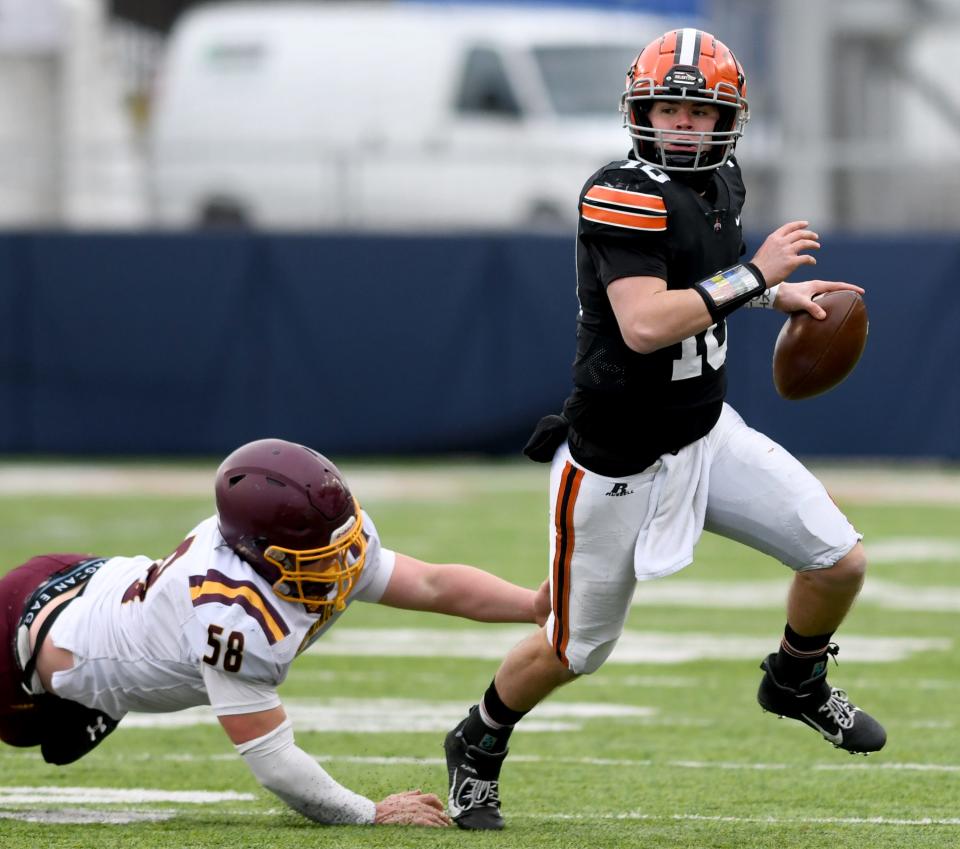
[444,28,886,831]
[567,152,747,475]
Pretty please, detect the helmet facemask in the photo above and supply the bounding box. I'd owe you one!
[263,498,367,610]
[622,84,747,173]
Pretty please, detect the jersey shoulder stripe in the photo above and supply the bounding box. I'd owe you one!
[581,202,667,231]
[584,185,666,213]
[580,167,668,232]
[189,570,291,645]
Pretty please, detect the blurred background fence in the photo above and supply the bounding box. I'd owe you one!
[1,231,956,459]
[3,0,957,233]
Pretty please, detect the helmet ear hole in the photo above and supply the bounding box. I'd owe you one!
[715,104,736,133]
[228,474,246,487]
[632,102,650,125]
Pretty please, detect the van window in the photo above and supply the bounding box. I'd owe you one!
[456,47,521,118]
[533,45,638,117]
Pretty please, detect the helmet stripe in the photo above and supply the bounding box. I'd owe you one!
[677,27,701,66]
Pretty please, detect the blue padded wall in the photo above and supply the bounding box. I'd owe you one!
[0,232,956,459]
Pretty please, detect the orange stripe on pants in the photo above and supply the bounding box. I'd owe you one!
[551,462,583,667]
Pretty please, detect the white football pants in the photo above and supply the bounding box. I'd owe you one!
[545,403,860,674]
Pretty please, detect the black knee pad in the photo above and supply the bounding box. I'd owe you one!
[37,694,119,765]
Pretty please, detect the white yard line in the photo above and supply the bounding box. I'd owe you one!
[530,812,960,826]
[308,628,951,663]
[3,803,957,828]
[119,698,655,733]
[108,680,953,735]
[812,465,960,505]
[0,787,254,804]
[6,752,957,774]
[312,755,960,774]
[0,461,958,504]
[869,538,960,563]
[0,809,176,824]
[629,578,960,612]
[0,463,541,499]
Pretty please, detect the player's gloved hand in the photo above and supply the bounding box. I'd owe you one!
[750,220,820,285]
[533,578,551,626]
[774,280,865,319]
[374,790,452,827]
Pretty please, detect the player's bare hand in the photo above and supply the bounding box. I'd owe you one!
[774,280,865,319]
[374,790,452,827]
[750,220,820,286]
[532,578,551,626]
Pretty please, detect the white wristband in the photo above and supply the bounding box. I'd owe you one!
[237,718,376,825]
[746,283,780,309]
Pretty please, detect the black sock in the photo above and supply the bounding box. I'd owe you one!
[461,680,527,752]
[774,624,833,686]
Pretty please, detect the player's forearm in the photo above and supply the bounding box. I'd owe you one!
[618,288,714,353]
[615,264,768,353]
[237,719,376,825]
[424,563,537,623]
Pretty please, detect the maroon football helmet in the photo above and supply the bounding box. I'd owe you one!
[215,438,366,609]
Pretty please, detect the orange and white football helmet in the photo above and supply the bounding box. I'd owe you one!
[621,28,749,172]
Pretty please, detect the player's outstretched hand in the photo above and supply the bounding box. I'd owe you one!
[774,279,865,319]
[750,220,820,286]
[374,790,452,827]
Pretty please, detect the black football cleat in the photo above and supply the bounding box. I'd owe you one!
[757,648,886,754]
[444,708,508,830]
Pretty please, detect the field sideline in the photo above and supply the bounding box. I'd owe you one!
[2,458,960,502]
[0,459,957,849]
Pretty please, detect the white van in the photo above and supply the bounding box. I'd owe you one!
[148,2,676,230]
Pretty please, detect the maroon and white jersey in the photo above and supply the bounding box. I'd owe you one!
[47,513,395,720]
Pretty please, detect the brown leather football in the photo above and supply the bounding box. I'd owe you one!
[772,290,868,400]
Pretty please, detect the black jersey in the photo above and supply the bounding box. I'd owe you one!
[562,156,747,476]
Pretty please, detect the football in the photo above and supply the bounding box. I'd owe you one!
[772,290,868,400]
